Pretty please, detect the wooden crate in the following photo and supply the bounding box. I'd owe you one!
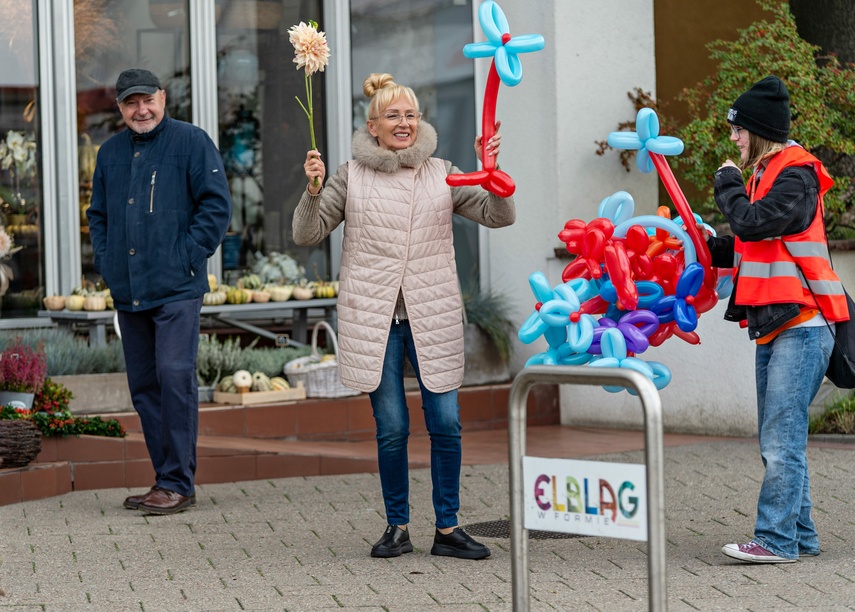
[213,382,306,405]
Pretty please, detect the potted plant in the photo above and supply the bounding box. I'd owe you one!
[462,287,515,386]
[0,337,47,409]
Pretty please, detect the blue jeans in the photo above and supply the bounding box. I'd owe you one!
[369,321,462,529]
[118,297,202,497]
[753,325,834,559]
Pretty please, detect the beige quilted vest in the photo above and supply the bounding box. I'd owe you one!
[336,158,464,393]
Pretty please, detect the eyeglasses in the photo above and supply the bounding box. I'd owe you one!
[730,125,746,138]
[373,112,422,124]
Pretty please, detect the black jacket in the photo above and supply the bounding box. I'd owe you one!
[707,163,820,340]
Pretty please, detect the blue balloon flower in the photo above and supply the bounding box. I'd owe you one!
[463,1,545,87]
[607,108,684,173]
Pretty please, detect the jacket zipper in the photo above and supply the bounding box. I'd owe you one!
[149,170,157,213]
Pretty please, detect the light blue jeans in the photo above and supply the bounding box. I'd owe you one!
[753,325,834,559]
[369,321,463,529]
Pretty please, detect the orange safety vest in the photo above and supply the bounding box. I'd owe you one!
[733,146,849,322]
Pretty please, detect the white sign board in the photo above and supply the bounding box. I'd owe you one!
[523,456,648,541]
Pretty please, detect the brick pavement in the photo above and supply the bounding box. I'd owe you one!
[1,440,855,610]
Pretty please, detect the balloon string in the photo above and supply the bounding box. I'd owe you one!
[648,152,715,291]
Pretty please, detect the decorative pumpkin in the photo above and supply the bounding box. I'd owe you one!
[218,375,236,393]
[252,290,271,303]
[43,295,66,311]
[226,288,250,304]
[203,291,227,306]
[232,369,252,392]
[66,294,86,311]
[83,296,107,311]
[269,376,290,390]
[313,282,336,299]
[251,371,272,392]
[268,285,293,302]
[292,286,314,301]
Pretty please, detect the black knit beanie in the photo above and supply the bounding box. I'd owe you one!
[727,76,790,143]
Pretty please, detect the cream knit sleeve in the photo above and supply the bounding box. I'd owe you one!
[291,163,350,246]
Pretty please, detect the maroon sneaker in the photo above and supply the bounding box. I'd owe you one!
[721,541,796,563]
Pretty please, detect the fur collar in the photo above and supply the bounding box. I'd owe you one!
[351,121,438,174]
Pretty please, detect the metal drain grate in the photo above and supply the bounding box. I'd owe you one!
[462,519,584,540]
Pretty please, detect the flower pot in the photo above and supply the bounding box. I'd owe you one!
[0,390,35,409]
[0,420,42,468]
[198,385,215,403]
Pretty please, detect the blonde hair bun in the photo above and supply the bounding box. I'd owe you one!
[363,73,396,98]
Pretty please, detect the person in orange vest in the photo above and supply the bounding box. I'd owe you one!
[705,75,849,564]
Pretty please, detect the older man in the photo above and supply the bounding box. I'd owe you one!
[87,68,232,514]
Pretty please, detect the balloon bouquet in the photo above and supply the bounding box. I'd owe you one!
[519,109,734,395]
[454,1,727,395]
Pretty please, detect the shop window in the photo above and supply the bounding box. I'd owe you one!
[0,0,44,317]
[217,1,328,288]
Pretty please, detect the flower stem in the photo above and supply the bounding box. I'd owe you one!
[306,73,318,186]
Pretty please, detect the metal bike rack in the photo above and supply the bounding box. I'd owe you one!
[508,365,667,611]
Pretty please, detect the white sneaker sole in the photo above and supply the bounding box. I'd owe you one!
[721,543,797,563]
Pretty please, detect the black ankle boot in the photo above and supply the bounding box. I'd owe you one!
[431,527,490,559]
[370,525,413,558]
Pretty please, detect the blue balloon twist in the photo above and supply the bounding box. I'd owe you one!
[607,108,684,173]
[463,1,545,87]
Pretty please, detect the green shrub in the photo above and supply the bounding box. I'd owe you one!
[237,346,313,379]
[809,391,855,434]
[195,334,312,385]
[0,329,126,375]
[196,334,252,387]
[600,0,855,236]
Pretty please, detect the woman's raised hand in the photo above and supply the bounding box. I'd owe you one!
[304,150,325,195]
[475,120,502,163]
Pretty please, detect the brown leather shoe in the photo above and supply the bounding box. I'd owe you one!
[123,486,158,510]
[137,488,196,515]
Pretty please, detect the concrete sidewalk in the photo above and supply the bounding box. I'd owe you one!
[1,438,854,611]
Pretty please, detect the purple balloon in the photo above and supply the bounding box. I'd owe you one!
[588,309,659,354]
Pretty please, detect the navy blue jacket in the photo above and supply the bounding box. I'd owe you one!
[87,117,232,311]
